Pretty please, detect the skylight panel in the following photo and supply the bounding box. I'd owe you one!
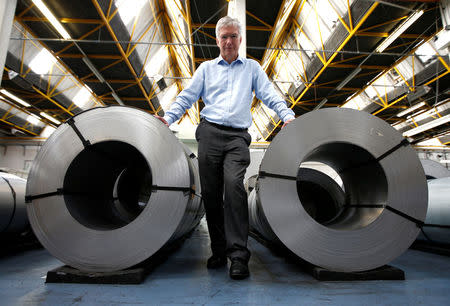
[29,48,56,75]
[73,87,92,109]
[145,47,169,78]
[116,0,147,25]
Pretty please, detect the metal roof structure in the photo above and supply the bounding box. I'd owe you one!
[0,0,449,149]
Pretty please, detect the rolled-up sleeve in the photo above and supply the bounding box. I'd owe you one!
[252,62,295,123]
[164,64,205,125]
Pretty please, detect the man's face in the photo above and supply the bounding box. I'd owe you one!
[216,25,241,62]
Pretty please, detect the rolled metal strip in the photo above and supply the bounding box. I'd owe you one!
[249,168,346,242]
[257,108,428,272]
[420,159,450,180]
[418,177,450,245]
[26,106,204,272]
[0,172,27,233]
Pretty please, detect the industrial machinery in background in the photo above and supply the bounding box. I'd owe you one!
[26,106,204,272]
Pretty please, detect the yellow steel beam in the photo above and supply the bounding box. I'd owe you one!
[0,119,38,136]
[329,63,388,69]
[192,23,271,31]
[58,54,122,59]
[291,3,379,106]
[263,2,379,140]
[92,0,156,113]
[17,17,103,24]
[372,94,408,116]
[32,86,74,116]
[355,32,424,39]
[343,27,442,111]
[246,10,273,29]
[327,0,350,32]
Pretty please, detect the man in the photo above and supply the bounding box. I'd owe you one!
[156,16,295,280]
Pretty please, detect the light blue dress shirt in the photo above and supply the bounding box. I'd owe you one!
[164,55,295,129]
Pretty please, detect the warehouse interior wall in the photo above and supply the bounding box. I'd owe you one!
[0,144,40,178]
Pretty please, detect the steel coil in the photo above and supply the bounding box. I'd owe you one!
[418,177,450,245]
[0,172,28,233]
[420,159,450,180]
[256,108,428,272]
[26,106,204,272]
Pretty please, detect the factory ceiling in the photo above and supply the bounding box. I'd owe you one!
[0,0,449,149]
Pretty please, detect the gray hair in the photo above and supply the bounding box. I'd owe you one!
[215,16,242,38]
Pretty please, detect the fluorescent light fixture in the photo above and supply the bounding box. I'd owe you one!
[336,67,362,91]
[27,114,41,125]
[32,0,71,39]
[40,112,61,125]
[29,48,56,75]
[111,92,124,105]
[0,89,31,107]
[73,87,91,109]
[396,101,426,117]
[314,98,328,110]
[440,160,450,164]
[403,113,450,137]
[82,57,106,83]
[376,10,424,53]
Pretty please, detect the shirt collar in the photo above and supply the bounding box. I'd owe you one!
[217,55,244,65]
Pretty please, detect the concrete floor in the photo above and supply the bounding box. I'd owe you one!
[1,219,449,305]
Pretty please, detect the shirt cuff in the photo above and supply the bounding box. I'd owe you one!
[164,116,174,126]
[283,114,295,122]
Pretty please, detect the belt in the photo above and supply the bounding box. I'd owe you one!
[202,118,247,132]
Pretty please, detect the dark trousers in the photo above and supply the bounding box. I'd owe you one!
[195,119,251,262]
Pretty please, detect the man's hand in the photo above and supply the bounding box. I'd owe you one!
[154,115,169,127]
[281,118,294,128]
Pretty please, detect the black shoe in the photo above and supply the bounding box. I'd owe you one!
[207,255,227,269]
[229,258,249,280]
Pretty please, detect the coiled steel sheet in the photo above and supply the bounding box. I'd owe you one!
[255,108,428,272]
[26,106,203,272]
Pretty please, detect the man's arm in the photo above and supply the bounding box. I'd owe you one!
[155,64,205,126]
[252,61,295,125]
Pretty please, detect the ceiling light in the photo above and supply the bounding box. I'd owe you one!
[73,87,91,109]
[29,48,56,75]
[27,114,41,125]
[403,113,450,137]
[396,101,426,117]
[0,89,31,107]
[376,10,424,53]
[82,57,105,83]
[40,112,61,125]
[32,0,71,39]
[336,67,362,91]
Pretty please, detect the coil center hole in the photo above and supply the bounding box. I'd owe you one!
[63,141,152,230]
[298,142,388,230]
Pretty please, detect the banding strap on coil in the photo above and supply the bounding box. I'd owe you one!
[258,171,297,181]
[25,188,64,203]
[151,185,195,196]
[340,139,410,174]
[67,117,91,148]
[344,204,426,228]
[25,186,198,203]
